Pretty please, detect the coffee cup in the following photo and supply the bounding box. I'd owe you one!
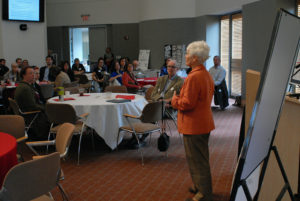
[65,91,70,97]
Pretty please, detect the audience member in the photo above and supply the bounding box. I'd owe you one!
[0,59,9,79]
[94,57,107,72]
[132,59,140,71]
[22,59,29,68]
[109,61,123,86]
[160,58,171,76]
[61,61,75,82]
[7,63,21,83]
[171,41,215,201]
[16,58,22,69]
[72,58,86,75]
[209,56,229,110]
[92,58,107,92]
[15,66,50,140]
[104,47,114,71]
[119,57,127,72]
[53,67,71,88]
[39,56,57,82]
[122,63,141,93]
[151,59,184,118]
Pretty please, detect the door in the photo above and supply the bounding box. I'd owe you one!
[89,27,107,71]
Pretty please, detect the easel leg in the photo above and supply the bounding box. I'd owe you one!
[272,146,295,201]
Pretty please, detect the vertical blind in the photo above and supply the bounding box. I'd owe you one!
[231,13,242,95]
[220,13,243,96]
[220,16,230,86]
[298,0,300,16]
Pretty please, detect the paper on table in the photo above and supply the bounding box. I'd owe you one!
[53,97,76,101]
[115,95,135,100]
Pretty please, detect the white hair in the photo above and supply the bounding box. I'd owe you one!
[168,59,178,67]
[186,41,210,63]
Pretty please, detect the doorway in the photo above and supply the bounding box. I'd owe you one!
[69,27,107,72]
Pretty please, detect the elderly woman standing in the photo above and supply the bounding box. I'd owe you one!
[172,41,215,201]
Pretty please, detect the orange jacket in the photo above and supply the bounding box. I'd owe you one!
[171,64,215,135]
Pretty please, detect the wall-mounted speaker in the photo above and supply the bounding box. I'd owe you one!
[19,24,27,31]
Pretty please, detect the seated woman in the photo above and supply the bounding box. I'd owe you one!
[61,61,75,82]
[119,57,127,72]
[53,67,71,89]
[7,63,21,83]
[122,63,141,93]
[109,61,123,86]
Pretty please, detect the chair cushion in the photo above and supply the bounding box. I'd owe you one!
[32,194,54,201]
[120,123,160,134]
[50,121,84,134]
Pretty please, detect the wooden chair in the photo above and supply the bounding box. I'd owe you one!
[40,84,54,100]
[8,98,41,133]
[145,86,155,102]
[104,85,128,93]
[0,115,27,143]
[26,123,75,201]
[117,101,163,165]
[0,152,60,201]
[45,103,92,165]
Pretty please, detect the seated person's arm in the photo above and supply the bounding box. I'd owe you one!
[109,72,122,82]
[92,72,97,81]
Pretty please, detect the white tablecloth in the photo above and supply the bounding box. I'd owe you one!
[48,93,147,149]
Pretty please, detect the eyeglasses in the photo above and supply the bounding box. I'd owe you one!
[167,65,176,68]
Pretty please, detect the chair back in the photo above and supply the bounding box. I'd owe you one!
[55,123,75,157]
[0,115,25,140]
[40,84,54,99]
[140,101,163,123]
[63,81,79,88]
[8,98,20,115]
[0,152,60,201]
[64,86,84,94]
[46,103,78,124]
[104,85,128,93]
[145,86,155,101]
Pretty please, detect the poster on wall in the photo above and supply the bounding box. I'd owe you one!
[138,49,150,71]
[164,44,187,69]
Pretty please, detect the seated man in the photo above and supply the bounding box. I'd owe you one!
[209,55,229,110]
[0,58,9,81]
[151,59,184,118]
[39,56,57,83]
[14,66,50,140]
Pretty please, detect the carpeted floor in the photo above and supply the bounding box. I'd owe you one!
[22,100,243,201]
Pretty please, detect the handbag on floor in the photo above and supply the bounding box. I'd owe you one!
[157,132,170,152]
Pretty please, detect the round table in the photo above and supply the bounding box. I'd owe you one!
[48,93,148,149]
[0,132,18,187]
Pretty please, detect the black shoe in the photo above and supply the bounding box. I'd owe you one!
[188,187,198,194]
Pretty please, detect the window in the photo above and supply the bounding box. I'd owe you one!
[298,0,300,16]
[220,13,243,96]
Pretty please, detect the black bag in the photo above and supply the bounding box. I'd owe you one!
[157,132,170,152]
